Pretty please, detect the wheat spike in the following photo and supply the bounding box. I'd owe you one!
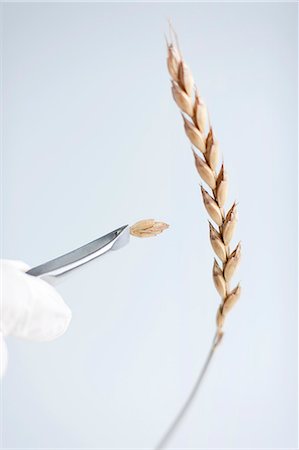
[167,39,241,334]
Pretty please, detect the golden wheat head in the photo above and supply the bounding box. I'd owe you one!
[167,37,241,336]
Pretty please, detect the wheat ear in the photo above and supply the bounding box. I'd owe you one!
[154,32,241,450]
[167,39,241,338]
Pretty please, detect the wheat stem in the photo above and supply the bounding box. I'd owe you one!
[155,331,223,450]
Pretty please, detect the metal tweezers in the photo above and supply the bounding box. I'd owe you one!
[26,225,130,281]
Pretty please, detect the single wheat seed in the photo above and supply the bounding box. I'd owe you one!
[130,219,169,238]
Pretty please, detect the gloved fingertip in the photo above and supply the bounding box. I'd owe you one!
[41,308,72,341]
[2,259,30,272]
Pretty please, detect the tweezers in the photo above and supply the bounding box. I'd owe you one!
[26,225,130,280]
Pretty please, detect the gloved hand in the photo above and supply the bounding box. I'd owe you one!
[0,260,72,377]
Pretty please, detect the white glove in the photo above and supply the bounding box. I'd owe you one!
[0,260,72,377]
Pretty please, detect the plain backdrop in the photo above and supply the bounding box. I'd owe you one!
[1,2,298,449]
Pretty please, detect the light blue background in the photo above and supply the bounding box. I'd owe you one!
[1,2,298,449]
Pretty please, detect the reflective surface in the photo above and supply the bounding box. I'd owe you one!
[27,225,130,278]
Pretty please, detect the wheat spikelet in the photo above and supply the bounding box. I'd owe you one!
[130,219,169,238]
[166,38,241,335]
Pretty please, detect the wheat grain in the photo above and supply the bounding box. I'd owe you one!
[167,38,241,335]
[130,219,169,238]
